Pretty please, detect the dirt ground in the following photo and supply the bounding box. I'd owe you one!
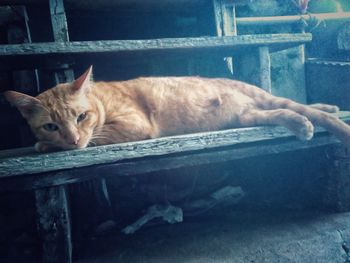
[75,209,350,263]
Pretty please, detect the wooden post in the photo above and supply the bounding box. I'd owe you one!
[324,145,350,212]
[48,1,112,250]
[49,0,74,83]
[49,0,69,42]
[34,2,74,263]
[213,0,237,74]
[35,185,72,263]
[213,0,273,91]
[258,46,272,93]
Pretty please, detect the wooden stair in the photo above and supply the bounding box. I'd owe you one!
[0,1,348,263]
[1,112,350,190]
[0,33,311,57]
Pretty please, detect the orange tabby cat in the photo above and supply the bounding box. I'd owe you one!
[4,66,350,152]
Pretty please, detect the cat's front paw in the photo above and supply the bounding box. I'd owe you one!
[296,117,314,141]
[35,142,60,153]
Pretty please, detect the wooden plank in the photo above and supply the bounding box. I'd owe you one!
[324,145,350,212]
[0,33,312,57]
[49,0,69,42]
[212,0,273,89]
[258,46,272,93]
[213,0,224,37]
[35,185,72,263]
[49,0,75,84]
[0,134,341,193]
[0,0,253,7]
[213,0,237,74]
[213,0,238,37]
[236,12,350,26]
[1,112,349,178]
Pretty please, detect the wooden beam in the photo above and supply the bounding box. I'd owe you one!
[49,0,69,42]
[323,145,350,212]
[48,0,75,84]
[0,0,253,7]
[0,135,341,193]
[0,34,312,57]
[237,12,350,27]
[1,112,349,178]
[258,46,272,93]
[35,185,72,263]
[213,0,238,74]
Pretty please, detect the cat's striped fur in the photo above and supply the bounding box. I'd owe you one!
[4,66,350,152]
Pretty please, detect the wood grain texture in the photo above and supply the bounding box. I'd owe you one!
[323,145,350,211]
[0,135,341,193]
[1,112,349,179]
[35,185,72,263]
[0,0,253,8]
[0,33,312,57]
[49,0,69,42]
[258,46,272,93]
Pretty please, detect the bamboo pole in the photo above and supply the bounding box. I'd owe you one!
[237,12,350,26]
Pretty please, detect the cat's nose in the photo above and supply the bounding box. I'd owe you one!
[68,134,80,145]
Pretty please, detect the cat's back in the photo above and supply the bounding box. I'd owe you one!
[103,76,257,135]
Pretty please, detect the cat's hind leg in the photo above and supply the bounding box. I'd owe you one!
[239,109,314,140]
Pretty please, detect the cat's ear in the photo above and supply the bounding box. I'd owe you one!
[3,91,42,119]
[72,65,93,94]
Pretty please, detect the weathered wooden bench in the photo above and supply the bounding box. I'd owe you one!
[1,112,350,262]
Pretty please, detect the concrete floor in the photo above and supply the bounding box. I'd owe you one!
[76,210,350,263]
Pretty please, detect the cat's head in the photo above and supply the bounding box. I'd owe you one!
[4,66,101,152]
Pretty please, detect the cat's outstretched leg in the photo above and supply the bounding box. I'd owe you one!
[264,98,350,146]
[309,103,339,113]
[239,109,314,141]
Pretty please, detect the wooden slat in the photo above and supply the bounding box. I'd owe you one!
[49,0,69,42]
[1,112,349,178]
[0,0,253,7]
[49,0,75,85]
[46,3,74,263]
[0,134,340,193]
[258,46,272,93]
[236,12,350,26]
[35,185,72,263]
[0,33,312,57]
[212,0,237,74]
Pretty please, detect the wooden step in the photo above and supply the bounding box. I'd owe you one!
[0,33,309,58]
[0,33,311,70]
[0,0,253,9]
[0,33,311,57]
[0,111,349,192]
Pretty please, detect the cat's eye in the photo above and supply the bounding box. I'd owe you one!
[43,123,59,132]
[77,112,87,123]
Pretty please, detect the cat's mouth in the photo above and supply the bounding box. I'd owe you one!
[35,140,88,153]
[64,140,89,150]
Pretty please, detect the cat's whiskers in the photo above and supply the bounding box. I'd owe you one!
[89,132,113,145]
